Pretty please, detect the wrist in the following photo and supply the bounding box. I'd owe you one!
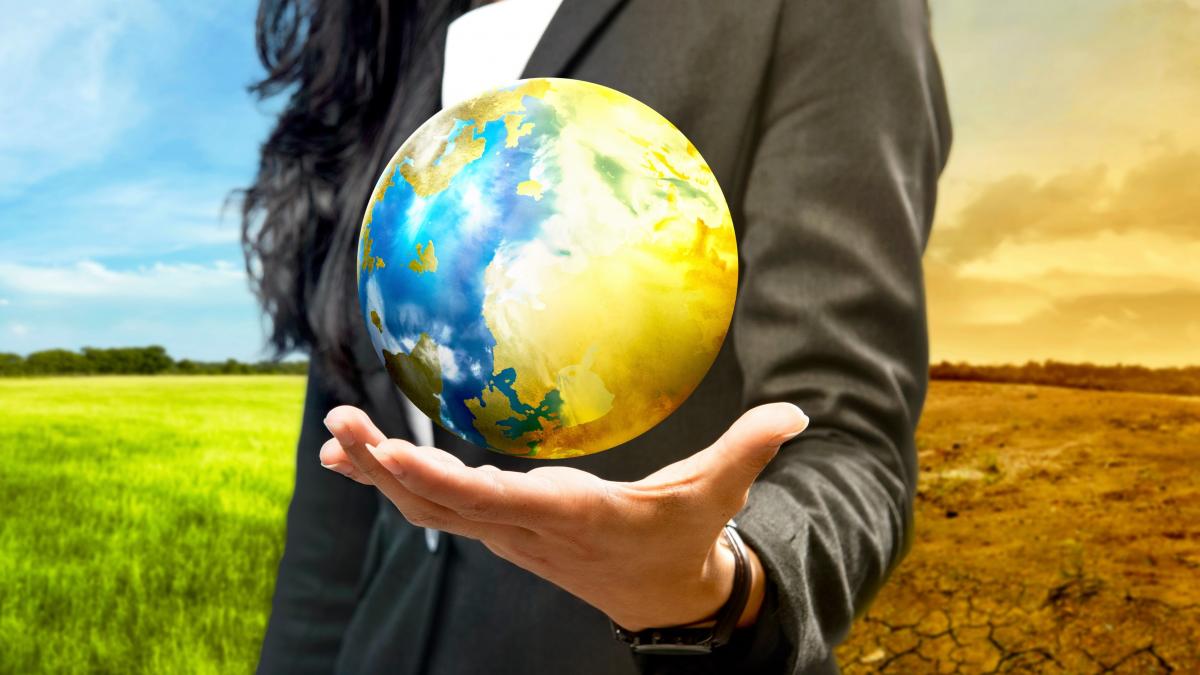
[671,527,766,630]
[611,524,763,653]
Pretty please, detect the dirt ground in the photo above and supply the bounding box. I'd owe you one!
[835,381,1200,673]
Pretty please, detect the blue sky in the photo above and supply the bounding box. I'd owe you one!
[0,1,278,361]
[2,1,1197,366]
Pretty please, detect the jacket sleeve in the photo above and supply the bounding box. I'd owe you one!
[257,359,382,674]
[731,0,952,671]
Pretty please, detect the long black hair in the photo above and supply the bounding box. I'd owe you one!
[241,0,462,399]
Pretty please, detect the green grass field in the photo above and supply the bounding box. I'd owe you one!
[5,376,1198,672]
[0,376,306,674]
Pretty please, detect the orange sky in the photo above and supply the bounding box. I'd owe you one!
[925,0,1200,366]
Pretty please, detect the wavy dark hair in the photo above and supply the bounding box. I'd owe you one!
[241,0,463,399]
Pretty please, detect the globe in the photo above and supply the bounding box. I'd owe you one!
[357,78,737,459]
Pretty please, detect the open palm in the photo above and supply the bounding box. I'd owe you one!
[320,402,808,631]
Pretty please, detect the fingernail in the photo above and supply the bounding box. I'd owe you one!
[324,417,354,446]
[321,461,348,475]
[780,405,809,441]
[368,443,405,479]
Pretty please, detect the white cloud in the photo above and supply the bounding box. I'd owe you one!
[0,1,275,363]
[389,333,462,380]
[958,232,1200,287]
[93,179,242,249]
[929,0,1200,216]
[438,345,462,381]
[0,1,167,193]
[2,177,244,263]
[405,193,431,241]
[0,260,246,301]
[457,182,496,237]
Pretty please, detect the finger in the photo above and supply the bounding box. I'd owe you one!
[706,403,809,479]
[318,406,386,484]
[318,407,463,475]
[319,438,371,484]
[373,440,579,527]
[326,436,464,475]
[326,405,387,445]
[655,403,808,507]
[324,408,509,540]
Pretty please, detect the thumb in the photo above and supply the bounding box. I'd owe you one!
[692,402,809,497]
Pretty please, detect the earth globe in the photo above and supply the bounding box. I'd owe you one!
[357,78,737,459]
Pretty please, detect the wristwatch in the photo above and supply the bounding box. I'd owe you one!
[611,521,751,655]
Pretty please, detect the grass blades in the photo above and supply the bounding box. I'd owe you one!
[0,376,305,674]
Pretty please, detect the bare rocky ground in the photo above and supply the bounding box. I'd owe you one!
[835,381,1200,673]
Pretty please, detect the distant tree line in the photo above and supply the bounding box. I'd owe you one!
[930,360,1200,397]
[2,349,1195,393]
[0,346,307,376]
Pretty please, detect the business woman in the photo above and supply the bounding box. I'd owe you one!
[245,0,951,673]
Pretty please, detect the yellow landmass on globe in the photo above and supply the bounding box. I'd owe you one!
[364,170,396,227]
[504,114,534,148]
[457,79,551,135]
[400,133,486,198]
[465,384,532,455]
[360,224,386,275]
[554,350,614,427]
[370,310,383,333]
[516,180,544,201]
[390,79,552,199]
[475,222,736,457]
[408,241,438,274]
[464,349,617,456]
[382,333,443,423]
[458,79,738,457]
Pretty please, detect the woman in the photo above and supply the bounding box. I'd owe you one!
[244,0,951,673]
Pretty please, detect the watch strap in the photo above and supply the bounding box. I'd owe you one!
[710,522,750,648]
[611,521,751,654]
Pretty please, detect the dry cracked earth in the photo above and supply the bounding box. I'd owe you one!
[835,381,1200,673]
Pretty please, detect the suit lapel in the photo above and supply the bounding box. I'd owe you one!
[521,0,628,78]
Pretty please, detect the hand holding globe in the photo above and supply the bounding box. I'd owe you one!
[324,78,809,633]
[320,401,808,632]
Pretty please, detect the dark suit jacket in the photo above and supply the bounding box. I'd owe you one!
[257,0,951,673]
